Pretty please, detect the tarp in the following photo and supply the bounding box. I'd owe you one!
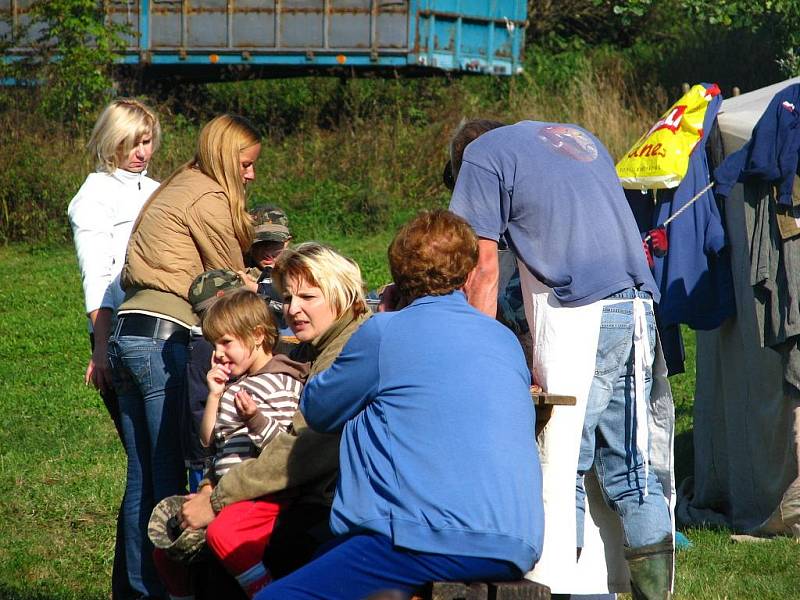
[676,78,800,537]
[717,77,800,152]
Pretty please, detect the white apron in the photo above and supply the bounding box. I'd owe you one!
[518,263,675,595]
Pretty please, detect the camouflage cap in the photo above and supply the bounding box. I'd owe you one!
[188,269,245,315]
[147,495,207,564]
[250,205,291,243]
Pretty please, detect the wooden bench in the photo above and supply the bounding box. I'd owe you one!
[531,391,576,436]
[412,579,551,600]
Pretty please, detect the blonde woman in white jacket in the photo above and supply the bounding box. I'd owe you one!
[68,98,161,600]
[68,98,161,436]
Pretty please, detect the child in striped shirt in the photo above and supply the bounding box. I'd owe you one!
[200,291,306,482]
[153,289,308,600]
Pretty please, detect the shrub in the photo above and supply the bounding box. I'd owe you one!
[9,0,128,126]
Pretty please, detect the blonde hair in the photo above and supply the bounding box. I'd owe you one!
[272,242,368,319]
[202,289,277,353]
[144,113,260,252]
[87,98,161,173]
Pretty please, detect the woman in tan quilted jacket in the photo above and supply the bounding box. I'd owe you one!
[108,114,261,599]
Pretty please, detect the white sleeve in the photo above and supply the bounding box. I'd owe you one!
[68,178,115,314]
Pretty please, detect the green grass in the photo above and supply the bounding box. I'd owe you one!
[0,245,124,600]
[1,243,797,599]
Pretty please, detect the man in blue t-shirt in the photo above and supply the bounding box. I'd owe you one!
[447,120,673,599]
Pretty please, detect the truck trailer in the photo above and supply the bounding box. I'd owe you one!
[1,1,527,81]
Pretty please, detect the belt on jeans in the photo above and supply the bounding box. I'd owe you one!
[116,314,190,344]
[606,287,652,300]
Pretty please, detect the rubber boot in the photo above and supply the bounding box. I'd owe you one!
[625,538,674,600]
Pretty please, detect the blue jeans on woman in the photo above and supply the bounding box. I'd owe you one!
[575,288,672,551]
[108,334,188,598]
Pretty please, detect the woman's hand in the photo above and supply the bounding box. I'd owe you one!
[86,307,113,395]
[206,356,231,397]
[179,485,216,530]
[85,347,113,396]
[234,389,258,419]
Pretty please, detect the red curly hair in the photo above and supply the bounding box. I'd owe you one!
[389,210,478,304]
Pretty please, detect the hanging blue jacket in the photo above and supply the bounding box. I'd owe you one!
[714,84,800,205]
[628,87,735,331]
[626,85,736,373]
[300,292,544,573]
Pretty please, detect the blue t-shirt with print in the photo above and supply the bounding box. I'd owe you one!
[450,121,659,306]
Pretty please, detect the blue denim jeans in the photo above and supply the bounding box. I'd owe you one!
[575,289,672,550]
[108,334,188,597]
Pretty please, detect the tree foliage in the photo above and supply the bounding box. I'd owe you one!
[527,0,800,75]
[12,0,127,124]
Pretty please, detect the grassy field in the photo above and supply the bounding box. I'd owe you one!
[1,243,798,600]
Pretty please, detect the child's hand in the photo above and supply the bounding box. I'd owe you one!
[206,356,231,396]
[237,270,259,293]
[234,389,258,419]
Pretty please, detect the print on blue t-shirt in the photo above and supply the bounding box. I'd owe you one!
[449,120,659,306]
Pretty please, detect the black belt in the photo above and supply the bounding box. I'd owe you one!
[116,314,190,344]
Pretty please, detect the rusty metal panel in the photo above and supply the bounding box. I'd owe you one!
[232,1,276,48]
[188,6,227,47]
[328,1,408,50]
[107,0,141,49]
[0,1,410,54]
[374,0,408,49]
[328,0,372,50]
[149,2,177,48]
[279,0,324,48]
[0,0,45,48]
[141,1,409,52]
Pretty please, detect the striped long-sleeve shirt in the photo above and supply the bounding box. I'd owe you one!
[210,369,304,481]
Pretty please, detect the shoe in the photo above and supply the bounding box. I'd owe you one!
[625,539,673,600]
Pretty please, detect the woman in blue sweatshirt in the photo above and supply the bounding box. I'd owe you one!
[256,210,544,600]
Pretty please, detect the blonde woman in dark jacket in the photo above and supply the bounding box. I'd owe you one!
[109,114,261,599]
[180,242,371,579]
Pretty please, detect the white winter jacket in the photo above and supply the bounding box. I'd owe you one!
[68,169,159,328]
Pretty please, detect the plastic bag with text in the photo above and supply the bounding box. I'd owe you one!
[617,83,720,189]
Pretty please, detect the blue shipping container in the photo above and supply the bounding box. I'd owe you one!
[1,1,527,78]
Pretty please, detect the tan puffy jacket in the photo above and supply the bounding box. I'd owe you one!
[120,167,246,326]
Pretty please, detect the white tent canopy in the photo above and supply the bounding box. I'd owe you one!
[717,76,800,151]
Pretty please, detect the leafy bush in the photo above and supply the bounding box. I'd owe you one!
[0,59,659,244]
[4,0,127,126]
[2,0,796,245]
[0,112,85,244]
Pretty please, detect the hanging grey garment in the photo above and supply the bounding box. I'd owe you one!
[677,183,800,535]
[746,183,800,393]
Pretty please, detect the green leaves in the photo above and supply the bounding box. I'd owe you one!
[20,0,128,125]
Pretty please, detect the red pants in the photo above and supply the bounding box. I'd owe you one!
[206,497,284,573]
[154,497,284,597]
